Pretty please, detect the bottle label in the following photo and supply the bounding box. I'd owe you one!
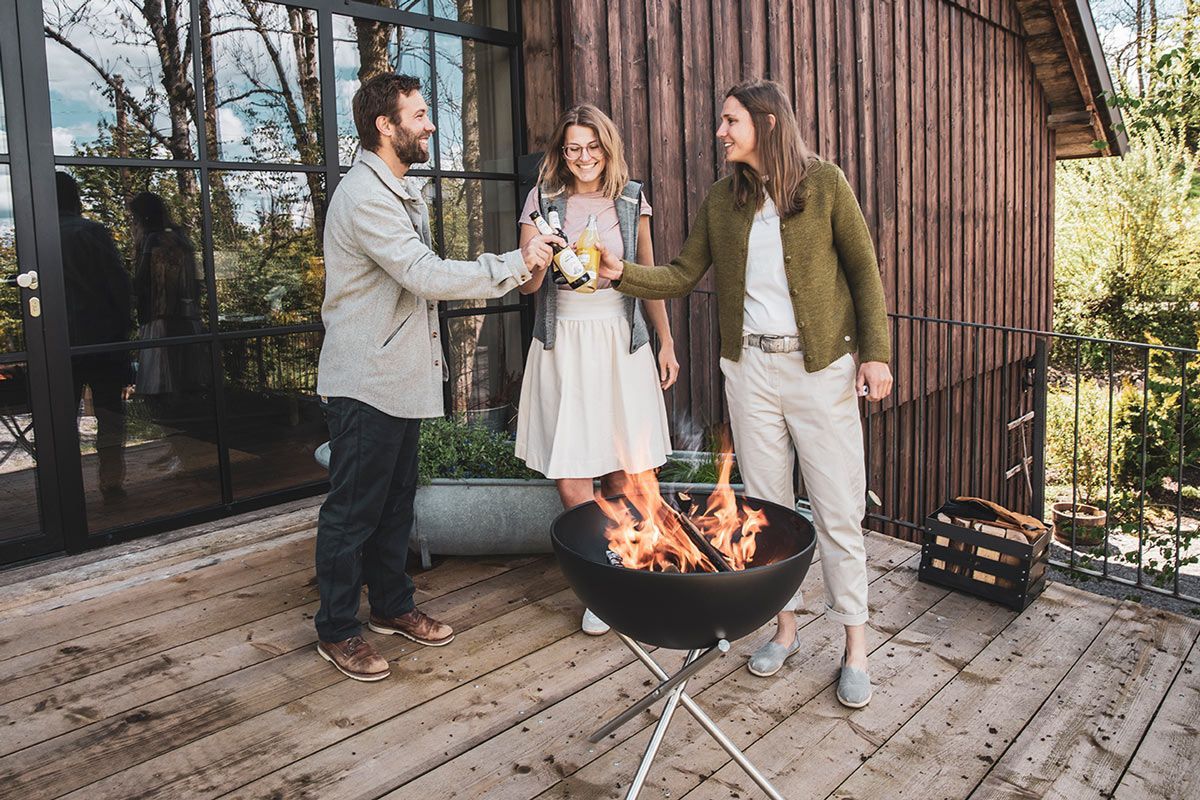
[557,249,587,279]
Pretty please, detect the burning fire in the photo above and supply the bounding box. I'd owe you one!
[596,448,768,573]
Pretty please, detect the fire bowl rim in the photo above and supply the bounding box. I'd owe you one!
[549,490,817,575]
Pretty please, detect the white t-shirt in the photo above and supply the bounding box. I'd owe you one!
[742,197,799,336]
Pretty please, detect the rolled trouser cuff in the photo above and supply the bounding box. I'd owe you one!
[823,603,869,627]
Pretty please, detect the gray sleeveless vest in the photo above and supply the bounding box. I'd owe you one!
[531,180,650,353]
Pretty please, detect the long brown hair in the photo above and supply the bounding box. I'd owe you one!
[536,104,631,200]
[725,79,819,216]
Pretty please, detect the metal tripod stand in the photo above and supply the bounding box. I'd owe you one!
[589,633,787,800]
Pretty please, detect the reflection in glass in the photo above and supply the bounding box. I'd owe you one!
[44,0,198,161]
[79,344,220,534]
[333,16,431,165]
[434,34,513,172]
[205,0,321,164]
[440,178,519,309]
[0,168,22,353]
[433,0,510,30]
[212,170,325,329]
[222,330,326,499]
[57,166,205,341]
[0,58,8,153]
[445,310,524,427]
[0,359,41,543]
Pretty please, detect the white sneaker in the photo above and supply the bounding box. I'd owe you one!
[581,608,610,635]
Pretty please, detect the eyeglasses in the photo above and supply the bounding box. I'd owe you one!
[562,142,604,161]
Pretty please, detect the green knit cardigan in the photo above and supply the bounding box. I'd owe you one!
[617,161,891,370]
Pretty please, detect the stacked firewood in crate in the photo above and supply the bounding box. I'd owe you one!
[920,497,1050,610]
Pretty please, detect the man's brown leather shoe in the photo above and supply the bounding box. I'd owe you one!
[368,608,455,646]
[317,635,390,682]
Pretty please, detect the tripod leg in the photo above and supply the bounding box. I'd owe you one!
[624,650,697,800]
[677,692,786,800]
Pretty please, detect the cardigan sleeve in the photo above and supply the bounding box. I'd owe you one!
[615,192,713,300]
[831,167,891,363]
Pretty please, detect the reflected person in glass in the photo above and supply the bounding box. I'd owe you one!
[313,73,562,682]
[129,191,208,474]
[56,171,134,504]
[514,104,679,636]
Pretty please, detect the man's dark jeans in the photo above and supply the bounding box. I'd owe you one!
[315,396,421,643]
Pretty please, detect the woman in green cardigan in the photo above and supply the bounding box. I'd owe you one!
[598,79,893,708]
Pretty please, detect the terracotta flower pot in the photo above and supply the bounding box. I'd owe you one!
[1051,501,1107,548]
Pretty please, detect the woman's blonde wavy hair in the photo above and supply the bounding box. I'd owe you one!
[536,104,630,200]
[726,79,819,216]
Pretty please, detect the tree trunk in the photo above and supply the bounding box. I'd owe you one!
[354,0,391,83]
[288,6,326,244]
[141,0,198,199]
[198,0,235,243]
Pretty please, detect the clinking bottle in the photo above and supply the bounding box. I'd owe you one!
[528,209,596,292]
[572,214,602,294]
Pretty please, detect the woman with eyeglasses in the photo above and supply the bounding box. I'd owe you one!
[515,104,679,636]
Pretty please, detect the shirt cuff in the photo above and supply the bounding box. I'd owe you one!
[502,249,532,285]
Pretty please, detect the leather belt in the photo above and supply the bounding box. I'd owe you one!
[742,333,802,353]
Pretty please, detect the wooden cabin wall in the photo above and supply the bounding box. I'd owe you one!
[522,0,1057,532]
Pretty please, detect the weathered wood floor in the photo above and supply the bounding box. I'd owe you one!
[1,500,1197,799]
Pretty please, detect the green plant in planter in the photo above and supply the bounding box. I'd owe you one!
[657,450,743,485]
[417,417,538,485]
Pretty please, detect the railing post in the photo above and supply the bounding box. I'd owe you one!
[1030,338,1047,521]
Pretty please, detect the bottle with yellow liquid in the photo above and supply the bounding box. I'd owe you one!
[572,214,601,294]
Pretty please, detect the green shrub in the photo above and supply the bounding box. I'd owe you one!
[1113,346,1200,490]
[1045,378,1126,506]
[417,417,538,485]
[657,452,743,485]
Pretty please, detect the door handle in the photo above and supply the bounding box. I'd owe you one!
[16,271,38,290]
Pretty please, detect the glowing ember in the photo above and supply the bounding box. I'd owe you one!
[596,446,768,573]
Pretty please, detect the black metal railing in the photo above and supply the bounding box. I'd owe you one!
[865,313,1199,605]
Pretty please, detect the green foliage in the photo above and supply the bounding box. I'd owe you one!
[657,452,743,485]
[417,416,538,486]
[1113,346,1200,489]
[1054,127,1200,357]
[1045,378,1126,505]
[1106,15,1200,153]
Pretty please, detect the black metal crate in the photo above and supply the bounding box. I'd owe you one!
[919,512,1050,611]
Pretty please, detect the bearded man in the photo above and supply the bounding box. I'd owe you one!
[313,73,561,681]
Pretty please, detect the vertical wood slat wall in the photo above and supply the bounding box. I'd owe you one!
[523,0,1057,533]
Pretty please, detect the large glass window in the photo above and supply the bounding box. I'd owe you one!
[38,1,523,537]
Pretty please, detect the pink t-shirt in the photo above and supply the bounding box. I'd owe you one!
[519,188,652,260]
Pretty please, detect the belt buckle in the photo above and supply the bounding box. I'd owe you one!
[759,335,785,354]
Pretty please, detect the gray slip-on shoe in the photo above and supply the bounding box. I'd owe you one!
[837,655,872,708]
[747,636,801,677]
[581,608,610,636]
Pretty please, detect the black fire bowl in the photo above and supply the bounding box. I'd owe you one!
[550,491,817,651]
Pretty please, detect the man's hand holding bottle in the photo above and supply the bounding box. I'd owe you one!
[521,232,565,276]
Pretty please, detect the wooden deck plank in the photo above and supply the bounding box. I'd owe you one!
[0,556,527,756]
[1112,633,1200,800]
[526,553,944,800]
[64,587,585,800]
[0,558,565,799]
[0,532,315,660]
[972,605,1200,800]
[684,588,1018,799]
[384,539,920,799]
[0,502,320,612]
[0,560,321,706]
[827,584,1118,799]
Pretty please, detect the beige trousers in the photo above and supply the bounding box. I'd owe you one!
[721,348,869,626]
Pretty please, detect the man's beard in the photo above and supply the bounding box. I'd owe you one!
[391,127,429,165]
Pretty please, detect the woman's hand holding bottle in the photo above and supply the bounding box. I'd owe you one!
[596,242,624,283]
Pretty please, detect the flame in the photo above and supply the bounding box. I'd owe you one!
[598,436,767,573]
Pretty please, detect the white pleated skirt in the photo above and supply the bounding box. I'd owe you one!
[516,288,672,479]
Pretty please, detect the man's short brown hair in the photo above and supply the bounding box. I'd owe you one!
[353,73,423,152]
